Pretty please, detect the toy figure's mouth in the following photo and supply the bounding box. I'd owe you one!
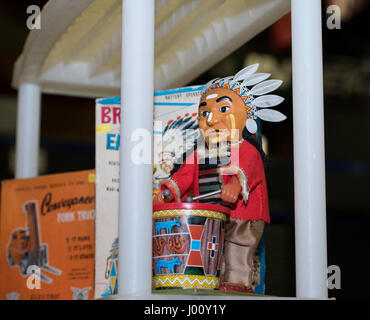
[203,129,230,144]
[207,129,229,135]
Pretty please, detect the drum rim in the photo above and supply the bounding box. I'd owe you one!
[153,203,230,215]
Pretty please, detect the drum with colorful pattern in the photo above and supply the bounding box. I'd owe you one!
[152,203,229,290]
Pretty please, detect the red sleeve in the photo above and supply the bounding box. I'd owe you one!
[160,151,196,202]
[230,141,270,223]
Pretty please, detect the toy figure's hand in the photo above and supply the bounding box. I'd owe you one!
[221,176,241,203]
[153,189,174,204]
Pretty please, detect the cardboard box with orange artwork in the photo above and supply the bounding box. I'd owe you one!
[0,170,95,300]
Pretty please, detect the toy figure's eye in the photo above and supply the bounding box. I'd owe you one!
[201,110,210,117]
[219,106,230,113]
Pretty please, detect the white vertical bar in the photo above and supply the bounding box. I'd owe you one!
[291,0,328,299]
[118,0,154,297]
[15,83,41,179]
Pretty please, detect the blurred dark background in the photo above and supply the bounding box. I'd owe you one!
[0,0,369,299]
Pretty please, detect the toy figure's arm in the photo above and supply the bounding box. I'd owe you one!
[218,165,249,203]
[153,152,196,204]
[218,142,264,204]
[153,188,174,204]
[220,175,242,203]
[229,142,270,221]
[242,151,270,222]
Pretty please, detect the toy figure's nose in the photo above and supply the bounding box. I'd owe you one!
[207,112,218,125]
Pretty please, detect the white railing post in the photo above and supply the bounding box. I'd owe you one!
[118,0,155,298]
[291,0,328,299]
[15,82,41,178]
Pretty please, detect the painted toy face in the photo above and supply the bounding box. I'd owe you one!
[198,87,248,145]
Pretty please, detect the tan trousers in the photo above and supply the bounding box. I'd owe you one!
[220,218,264,288]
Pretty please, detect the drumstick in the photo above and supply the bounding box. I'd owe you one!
[185,189,221,202]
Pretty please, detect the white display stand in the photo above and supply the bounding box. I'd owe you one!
[12,0,328,299]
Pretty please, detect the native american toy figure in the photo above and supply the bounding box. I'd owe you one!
[153,64,286,293]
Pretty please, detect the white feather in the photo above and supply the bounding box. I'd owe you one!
[246,118,258,134]
[255,109,287,122]
[252,95,285,108]
[219,76,233,84]
[242,73,270,86]
[233,64,259,81]
[205,77,219,88]
[249,80,283,96]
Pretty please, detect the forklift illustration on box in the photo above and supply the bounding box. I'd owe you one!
[7,200,61,283]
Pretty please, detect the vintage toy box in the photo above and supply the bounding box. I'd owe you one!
[94,86,266,297]
[94,87,204,297]
[0,170,95,300]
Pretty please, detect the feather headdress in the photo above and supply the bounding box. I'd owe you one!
[201,64,286,134]
[155,113,199,163]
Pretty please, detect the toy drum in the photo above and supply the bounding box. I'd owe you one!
[152,203,229,290]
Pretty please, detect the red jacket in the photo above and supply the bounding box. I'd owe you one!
[161,140,270,223]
